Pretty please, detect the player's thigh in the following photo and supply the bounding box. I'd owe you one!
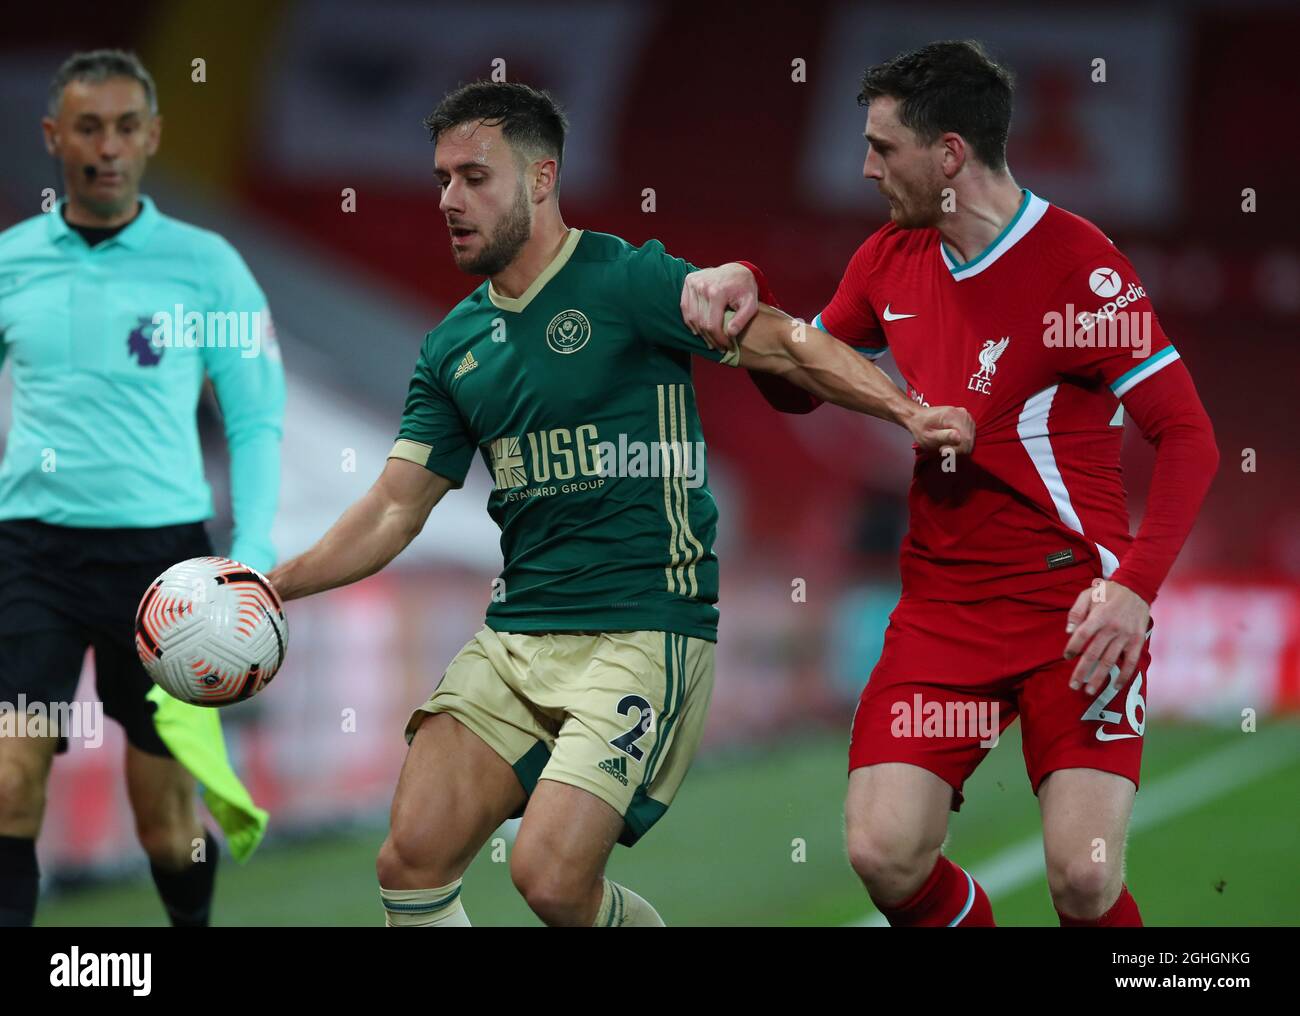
[846,674,1009,864]
[1019,649,1145,889]
[0,713,61,835]
[525,631,714,850]
[92,632,178,760]
[1018,651,1148,802]
[844,762,953,867]
[386,629,555,882]
[512,777,625,898]
[847,597,1019,829]
[0,629,86,833]
[88,563,207,843]
[1038,766,1136,891]
[87,520,215,760]
[383,711,526,884]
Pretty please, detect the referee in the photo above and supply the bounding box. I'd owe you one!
[0,50,285,926]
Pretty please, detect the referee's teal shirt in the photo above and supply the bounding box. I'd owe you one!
[0,196,285,572]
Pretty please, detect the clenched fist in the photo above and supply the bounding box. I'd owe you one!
[906,404,976,456]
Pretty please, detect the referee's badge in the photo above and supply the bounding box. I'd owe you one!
[546,309,591,355]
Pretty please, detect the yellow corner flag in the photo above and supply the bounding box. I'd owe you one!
[146,685,269,862]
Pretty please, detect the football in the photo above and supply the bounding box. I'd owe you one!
[134,556,288,706]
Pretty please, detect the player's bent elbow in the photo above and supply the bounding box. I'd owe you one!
[1183,413,1221,476]
[1204,429,1221,479]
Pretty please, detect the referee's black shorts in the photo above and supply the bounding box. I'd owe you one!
[0,518,213,756]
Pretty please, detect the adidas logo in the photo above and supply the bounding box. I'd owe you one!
[598,755,629,786]
[453,350,478,380]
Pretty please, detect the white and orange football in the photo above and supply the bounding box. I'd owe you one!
[135,556,288,706]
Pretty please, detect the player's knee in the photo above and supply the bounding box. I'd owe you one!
[1046,855,1117,916]
[377,830,456,890]
[375,836,405,888]
[131,779,200,868]
[135,815,200,869]
[512,865,589,927]
[0,758,47,831]
[509,845,593,926]
[846,825,932,899]
[376,834,420,889]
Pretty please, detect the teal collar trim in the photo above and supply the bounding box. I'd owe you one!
[940,189,1048,281]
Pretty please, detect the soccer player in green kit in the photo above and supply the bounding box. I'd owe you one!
[268,82,972,927]
[0,51,283,925]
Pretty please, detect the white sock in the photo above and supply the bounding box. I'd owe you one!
[593,878,665,927]
[380,880,471,927]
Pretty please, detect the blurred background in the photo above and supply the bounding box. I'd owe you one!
[1,0,1297,925]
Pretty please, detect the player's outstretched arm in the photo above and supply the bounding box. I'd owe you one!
[267,458,452,601]
[732,304,975,454]
[681,260,822,414]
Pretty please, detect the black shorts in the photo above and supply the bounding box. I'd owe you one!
[0,518,213,756]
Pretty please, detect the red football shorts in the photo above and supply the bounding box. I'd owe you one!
[848,592,1149,810]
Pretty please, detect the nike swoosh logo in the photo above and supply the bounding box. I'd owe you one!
[1095,729,1140,742]
[882,304,916,321]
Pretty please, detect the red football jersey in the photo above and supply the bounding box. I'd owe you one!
[816,190,1183,603]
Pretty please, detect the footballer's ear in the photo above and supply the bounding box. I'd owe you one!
[940,132,967,179]
[42,117,60,157]
[146,113,163,157]
[530,156,559,203]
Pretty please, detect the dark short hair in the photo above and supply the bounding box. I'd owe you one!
[858,40,1014,171]
[424,81,568,172]
[48,49,158,117]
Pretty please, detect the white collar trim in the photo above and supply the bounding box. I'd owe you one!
[940,190,1049,281]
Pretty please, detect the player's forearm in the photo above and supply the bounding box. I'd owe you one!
[1111,418,1219,604]
[746,368,824,414]
[736,304,916,428]
[267,487,421,601]
[729,263,823,414]
[1110,365,1220,604]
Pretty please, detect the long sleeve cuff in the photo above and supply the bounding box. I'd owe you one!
[226,427,281,574]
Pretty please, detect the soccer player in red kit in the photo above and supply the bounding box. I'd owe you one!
[682,40,1219,926]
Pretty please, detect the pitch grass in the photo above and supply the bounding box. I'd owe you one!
[37,721,1300,926]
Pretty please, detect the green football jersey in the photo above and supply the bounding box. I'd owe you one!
[390,228,740,640]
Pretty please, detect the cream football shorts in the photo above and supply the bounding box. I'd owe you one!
[405,627,715,845]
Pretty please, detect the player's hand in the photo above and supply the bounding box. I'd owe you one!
[906,405,975,455]
[1063,580,1150,694]
[681,263,759,351]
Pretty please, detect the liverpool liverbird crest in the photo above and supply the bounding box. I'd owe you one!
[968,336,1010,393]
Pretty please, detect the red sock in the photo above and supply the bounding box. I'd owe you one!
[875,856,996,927]
[1057,883,1144,927]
